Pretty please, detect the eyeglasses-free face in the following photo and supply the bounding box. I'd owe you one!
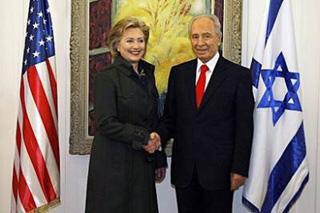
[191,17,221,63]
[117,27,146,67]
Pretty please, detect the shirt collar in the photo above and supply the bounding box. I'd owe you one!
[196,52,220,73]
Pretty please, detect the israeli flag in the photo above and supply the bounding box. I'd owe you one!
[242,0,309,212]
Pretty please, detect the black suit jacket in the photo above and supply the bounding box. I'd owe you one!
[158,56,254,190]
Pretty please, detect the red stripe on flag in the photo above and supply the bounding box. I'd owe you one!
[27,66,60,169]
[45,59,58,113]
[12,167,18,203]
[20,79,57,202]
[16,121,22,155]
[18,168,36,212]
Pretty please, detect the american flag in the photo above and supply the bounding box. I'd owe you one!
[11,0,60,212]
[243,0,308,212]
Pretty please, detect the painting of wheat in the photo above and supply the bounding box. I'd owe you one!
[113,0,211,94]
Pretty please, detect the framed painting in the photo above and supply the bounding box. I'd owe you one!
[69,0,242,154]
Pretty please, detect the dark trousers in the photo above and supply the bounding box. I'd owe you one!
[175,168,234,213]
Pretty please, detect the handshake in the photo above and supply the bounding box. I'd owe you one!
[143,132,161,154]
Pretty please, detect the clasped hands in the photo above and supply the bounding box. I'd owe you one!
[143,132,161,154]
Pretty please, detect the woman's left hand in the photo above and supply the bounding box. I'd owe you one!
[143,132,161,153]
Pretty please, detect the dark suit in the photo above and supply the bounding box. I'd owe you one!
[86,56,166,213]
[158,56,254,212]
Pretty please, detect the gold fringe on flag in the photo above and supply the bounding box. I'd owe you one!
[27,198,60,213]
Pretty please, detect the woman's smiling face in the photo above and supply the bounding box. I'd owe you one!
[117,27,146,65]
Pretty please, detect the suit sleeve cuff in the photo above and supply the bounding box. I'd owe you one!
[132,127,149,150]
[155,150,168,168]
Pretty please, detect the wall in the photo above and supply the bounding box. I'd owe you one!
[0,0,26,211]
[0,0,319,212]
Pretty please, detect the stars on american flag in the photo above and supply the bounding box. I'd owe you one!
[23,0,55,73]
[38,39,45,46]
[32,22,39,29]
[37,11,43,18]
[46,35,53,42]
[32,50,40,58]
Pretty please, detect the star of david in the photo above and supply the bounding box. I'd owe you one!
[257,52,302,125]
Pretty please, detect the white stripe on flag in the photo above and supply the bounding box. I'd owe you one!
[48,56,57,77]
[16,196,25,213]
[272,159,308,212]
[35,58,58,126]
[20,140,47,206]
[13,130,20,180]
[23,74,60,195]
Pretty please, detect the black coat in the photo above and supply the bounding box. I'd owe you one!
[158,56,254,190]
[86,56,166,213]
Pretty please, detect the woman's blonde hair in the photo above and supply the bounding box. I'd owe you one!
[107,17,150,57]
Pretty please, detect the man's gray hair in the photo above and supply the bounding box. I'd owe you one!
[189,14,222,39]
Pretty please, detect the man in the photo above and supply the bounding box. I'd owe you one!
[157,15,254,212]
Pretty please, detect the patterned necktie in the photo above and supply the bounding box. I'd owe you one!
[196,64,209,108]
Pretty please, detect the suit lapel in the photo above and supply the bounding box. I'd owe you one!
[199,57,228,110]
[184,60,198,111]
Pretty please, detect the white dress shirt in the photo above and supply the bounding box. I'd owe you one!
[195,52,220,90]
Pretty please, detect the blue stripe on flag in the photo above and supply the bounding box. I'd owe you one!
[265,0,284,44]
[242,123,307,212]
[242,196,260,213]
[261,123,307,212]
[243,175,309,213]
[283,174,309,213]
[251,58,262,88]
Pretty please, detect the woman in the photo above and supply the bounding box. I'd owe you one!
[85,17,167,213]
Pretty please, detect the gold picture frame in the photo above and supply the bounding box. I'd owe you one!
[69,0,242,154]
